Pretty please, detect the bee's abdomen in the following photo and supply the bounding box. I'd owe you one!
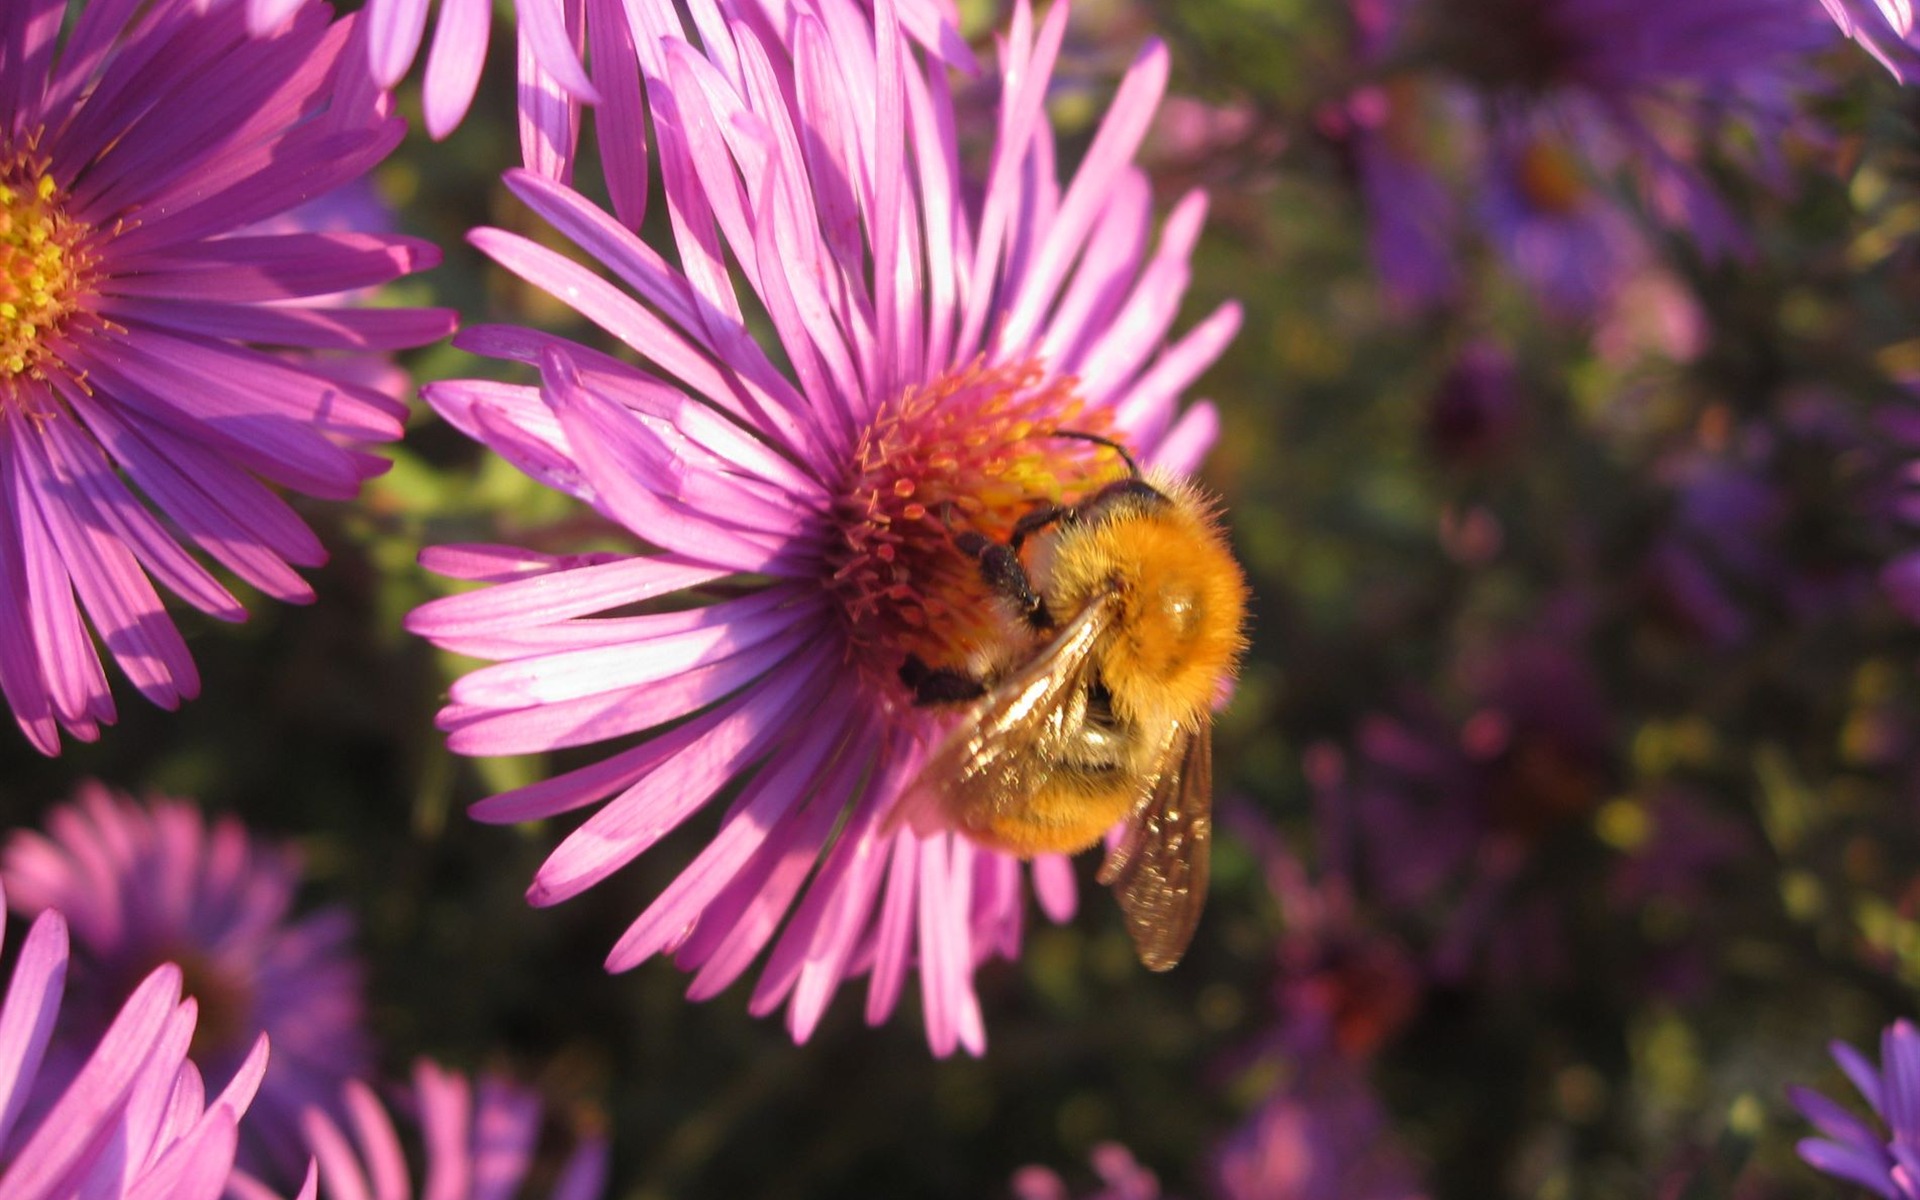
[977,764,1139,857]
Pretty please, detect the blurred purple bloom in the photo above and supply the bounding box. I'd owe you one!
[1310,621,1609,986]
[1603,786,1754,1001]
[408,0,1236,1055]
[0,886,270,1200]
[1347,0,1833,315]
[1013,1144,1168,1200]
[237,1061,607,1200]
[0,0,456,754]
[1821,0,1920,80]
[1477,122,1650,317]
[2,782,369,1177]
[1424,341,1522,467]
[1212,1057,1427,1200]
[1791,1019,1920,1198]
[1645,398,1884,646]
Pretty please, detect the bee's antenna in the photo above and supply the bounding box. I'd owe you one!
[1045,430,1141,479]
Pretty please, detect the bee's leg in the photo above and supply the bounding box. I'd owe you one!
[1009,503,1070,552]
[900,653,987,705]
[954,531,1053,630]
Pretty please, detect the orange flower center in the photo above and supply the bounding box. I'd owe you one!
[1514,140,1587,217]
[170,947,256,1062]
[825,357,1127,696]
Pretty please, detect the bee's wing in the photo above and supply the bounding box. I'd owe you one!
[892,594,1116,839]
[1096,717,1213,972]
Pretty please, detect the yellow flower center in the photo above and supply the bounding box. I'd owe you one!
[0,146,89,396]
[826,358,1128,696]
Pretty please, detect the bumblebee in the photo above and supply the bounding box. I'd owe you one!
[894,440,1248,970]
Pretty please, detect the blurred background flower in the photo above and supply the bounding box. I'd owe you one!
[1,782,369,1177]
[257,1060,608,1200]
[0,892,268,1199]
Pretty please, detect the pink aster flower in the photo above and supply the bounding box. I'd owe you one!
[409,0,1238,1054]
[2,782,368,1176]
[1013,1144,1168,1200]
[1822,0,1920,81]
[0,0,457,754]
[0,885,271,1200]
[1211,1057,1428,1200]
[231,1060,607,1200]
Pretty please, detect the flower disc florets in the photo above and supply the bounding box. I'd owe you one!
[0,143,92,393]
[828,357,1120,692]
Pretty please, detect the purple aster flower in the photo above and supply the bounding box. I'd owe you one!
[1339,0,1469,311]
[1791,1018,1920,1197]
[0,0,456,754]
[1211,1057,1428,1200]
[2,782,369,1176]
[1346,0,1833,315]
[1821,0,1920,80]
[1013,1144,1168,1200]
[408,0,1239,1054]
[1309,618,1609,986]
[232,1060,607,1200]
[0,884,271,1200]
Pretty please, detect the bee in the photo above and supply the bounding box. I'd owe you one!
[893,436,1248,970]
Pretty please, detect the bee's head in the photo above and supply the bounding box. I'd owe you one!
[1070,481,1248,728]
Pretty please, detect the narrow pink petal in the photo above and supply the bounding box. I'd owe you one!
[444,591,790,706]
[586,0,648,227]
[863,832,919,1027]
[607,708,850,972]
[999,39,1170,352]
[0,965,183,1200]
[0,910,67,1149]
[1030,855,1078,924]
[443,632,807,755]
[1143,400,1220,478]
[1076,191,1212,399]
[518,0,596,101]
[408,554,728,639]
[416,1062,474,1200]
[683,737,873,1001]
[122,1110,238,1200]
[367,0,431,86]
[1111,302,1242,445]
[344,1075,409,1200]
[1039,169,1153,372]
[421,0,489,138]
[417,543,624,584]
[915,835,972,1057]
[303,1107,376,1200]
[534,657,828,907]
[955,0,1070,354]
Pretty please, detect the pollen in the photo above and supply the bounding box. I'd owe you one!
[0,141,92,403]
[825,357,1126,696]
